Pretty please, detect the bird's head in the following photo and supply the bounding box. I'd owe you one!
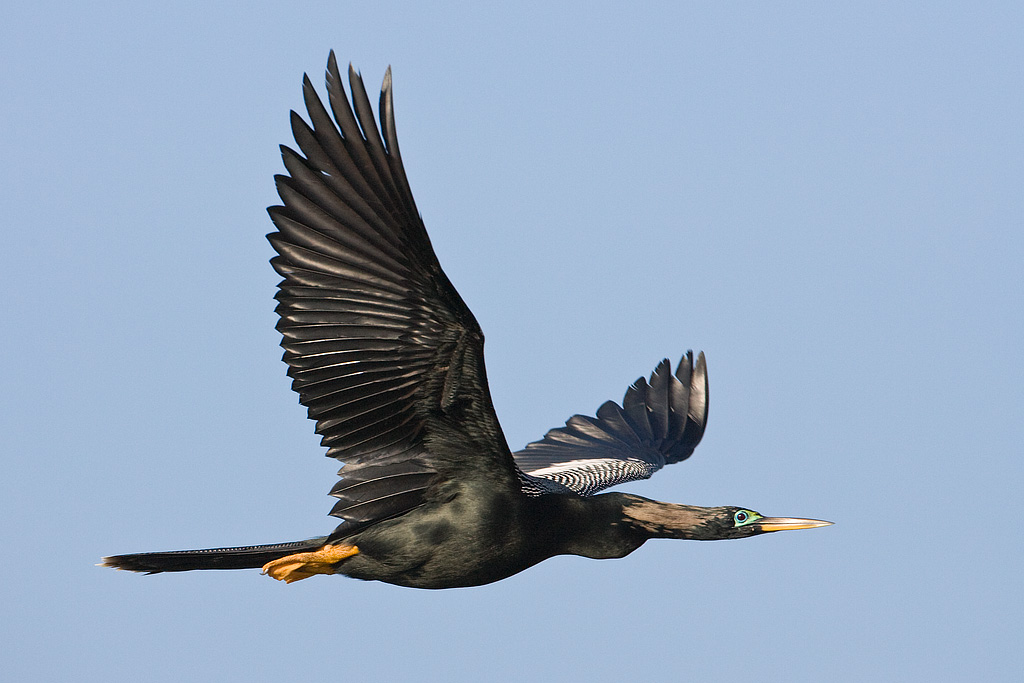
[699,506,833,540]
[618,495,832,541]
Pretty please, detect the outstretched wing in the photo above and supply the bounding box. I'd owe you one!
[513,352,708,496]
[267,53,519,539]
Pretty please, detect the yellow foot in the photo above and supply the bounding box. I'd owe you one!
[261,544,359,583]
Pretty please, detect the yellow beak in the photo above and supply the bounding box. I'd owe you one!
[756,517,833,532]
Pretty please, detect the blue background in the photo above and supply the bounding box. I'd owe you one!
[3,2,1021,681]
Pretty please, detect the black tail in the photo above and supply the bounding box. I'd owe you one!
[101,537,328,574]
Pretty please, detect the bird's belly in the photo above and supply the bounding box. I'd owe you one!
[337,496,553,589]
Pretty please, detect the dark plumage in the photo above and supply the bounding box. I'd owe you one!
[103,54,830,589]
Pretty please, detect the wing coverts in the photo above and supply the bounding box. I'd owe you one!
[514,352,708,496]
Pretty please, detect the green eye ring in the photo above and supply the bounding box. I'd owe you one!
[733,510,760,527]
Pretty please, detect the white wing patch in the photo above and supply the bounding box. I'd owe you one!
[525,458,658,497]
[525,458,625,477]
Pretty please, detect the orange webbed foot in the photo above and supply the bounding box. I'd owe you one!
[261,544,359,583]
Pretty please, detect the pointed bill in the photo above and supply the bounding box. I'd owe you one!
[756,517,833,532]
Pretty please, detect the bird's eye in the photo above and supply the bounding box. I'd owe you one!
[733,510,760,527]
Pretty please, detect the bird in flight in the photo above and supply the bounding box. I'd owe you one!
[103,53,830,589]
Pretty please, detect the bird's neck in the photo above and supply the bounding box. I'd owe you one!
[544,493,723,561]
[613,493,724,540]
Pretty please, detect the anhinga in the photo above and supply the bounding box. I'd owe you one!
[103,54,830,589]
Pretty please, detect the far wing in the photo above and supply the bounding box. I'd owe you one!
[513,353,708,496]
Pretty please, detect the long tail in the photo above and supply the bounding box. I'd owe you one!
[101,537,328,574]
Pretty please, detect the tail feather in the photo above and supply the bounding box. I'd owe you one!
[101,537,329,574]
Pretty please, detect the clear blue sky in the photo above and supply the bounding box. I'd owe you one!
[3,1,1021,681]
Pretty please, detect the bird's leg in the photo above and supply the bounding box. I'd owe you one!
[261,544,359,583]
